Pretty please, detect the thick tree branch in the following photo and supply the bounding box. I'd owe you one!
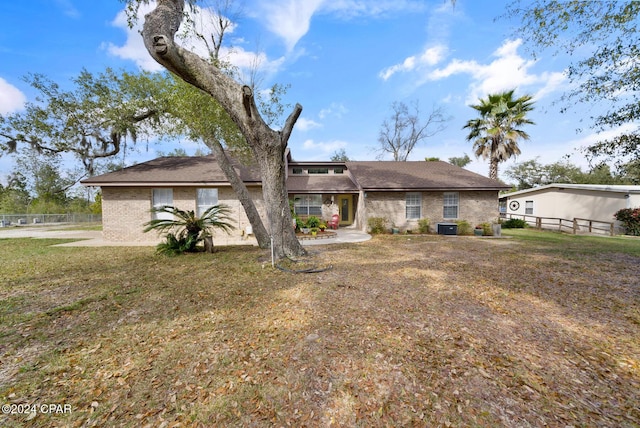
[143,0,266,139]
[281,103,303,145]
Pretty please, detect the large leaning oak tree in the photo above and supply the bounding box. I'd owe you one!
[132,0,305,259]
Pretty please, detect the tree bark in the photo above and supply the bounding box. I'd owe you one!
[489,158,499,181]
[203,137,271,248]
[141,0,305,259]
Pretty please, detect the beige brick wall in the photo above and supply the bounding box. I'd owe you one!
[101,186,499,240]
[364,190,500,233]
[101,186,265,244]
[102,187,155,242]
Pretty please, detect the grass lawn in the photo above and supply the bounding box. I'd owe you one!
[0,231,639,427]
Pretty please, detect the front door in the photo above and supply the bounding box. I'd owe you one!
[336,195,353,225]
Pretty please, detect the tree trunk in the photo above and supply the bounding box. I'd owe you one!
[489,158,499,181]
[204,138,270,248]
[141,0,306,259]
[204,236,214,253]
[252,144,302,259]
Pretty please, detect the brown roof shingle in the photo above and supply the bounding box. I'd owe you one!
[82,155,508,192]
[81,155,262,187]
[286,175,358,193]
[346,161,508,191]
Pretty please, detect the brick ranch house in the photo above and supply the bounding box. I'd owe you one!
[81,151,509,244]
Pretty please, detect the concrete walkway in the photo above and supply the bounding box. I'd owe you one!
[300,227,371,246]
[0,224,371,247]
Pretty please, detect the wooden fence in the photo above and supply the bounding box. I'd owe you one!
[504,214,617,236]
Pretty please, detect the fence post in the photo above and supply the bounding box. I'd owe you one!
[610,222,614,236]
[536,217,541,229]
[573,219,578,234]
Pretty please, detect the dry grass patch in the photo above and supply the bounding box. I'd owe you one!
[0,232,639,427]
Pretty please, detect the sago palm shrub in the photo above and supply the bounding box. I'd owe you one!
[144,204,235,255]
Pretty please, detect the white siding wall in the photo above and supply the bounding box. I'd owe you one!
[506,188,634,222]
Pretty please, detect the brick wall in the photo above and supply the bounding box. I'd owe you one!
[364,190,500,233]
[101,186,265,244]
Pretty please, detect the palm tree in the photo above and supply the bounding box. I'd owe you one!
[463,90,535,180]
[143,204,235,254]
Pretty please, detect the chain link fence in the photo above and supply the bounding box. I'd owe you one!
[0,214,101,227]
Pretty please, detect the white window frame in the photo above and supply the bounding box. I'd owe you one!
[443,192,459,219]
[152,188,173,220]
[293,194,322,216]
[406,192,422,219]
[525,200,534,215]
[196,188,219,217]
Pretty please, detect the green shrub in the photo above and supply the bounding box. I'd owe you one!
[367,217,388,234]
[418,218,430,234]
[502,218,528,229]
[155,233,198,256]
[455,220,472,235]
[481,222,492,236]
[614,207,640,236]
[306,215,321,228]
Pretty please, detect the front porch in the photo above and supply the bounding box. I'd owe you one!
[291,193,360,228]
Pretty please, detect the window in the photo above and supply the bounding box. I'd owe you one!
[152,188,173,220]
[308,168,329,174]
[525,200,534,215]
[292,167,303,175]
[196,188,218,217]
[293,194,322,216]
[334,167,344,174]
[443,192,459,219]
[406,192,422,219]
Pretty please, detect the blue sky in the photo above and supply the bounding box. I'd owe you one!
[0,0,627,184]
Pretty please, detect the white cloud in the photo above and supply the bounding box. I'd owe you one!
[322,0,427,19]
[0,78,26,114]
[261,0,325,52]
[566,123,638,154]
[105,2,164,72]
[302,138,347,154]
[107,2,285,77]
[379,45,446,80]
[54,0,80,18]
[319,102,348,119]
[296,117,322,131]
[427,39,567,103]
[260,1,428,51]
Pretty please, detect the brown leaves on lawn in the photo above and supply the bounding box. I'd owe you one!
[0,234,639,427]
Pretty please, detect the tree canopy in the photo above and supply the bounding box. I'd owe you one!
[506,0,640,166]
[377,100,449,161]
[463,90,534,180]
[330,149,351,162]
[0,69,173,176]
[448,154,471,168]
[505,157,633,190]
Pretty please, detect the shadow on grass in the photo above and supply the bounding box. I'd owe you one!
[0,235,639,427]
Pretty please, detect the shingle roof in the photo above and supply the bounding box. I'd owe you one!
[346,161,508,191]
[81,155,262,187]
[287,175,359,193]
[81,156,508,191]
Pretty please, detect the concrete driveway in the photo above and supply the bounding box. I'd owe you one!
[0,225,145,247]
[0,224,371,247]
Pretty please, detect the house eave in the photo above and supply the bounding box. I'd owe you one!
[363,187,508,192]
[81,181,262,188]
